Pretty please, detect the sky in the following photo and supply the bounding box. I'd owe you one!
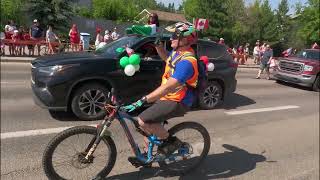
[156,0,309,14]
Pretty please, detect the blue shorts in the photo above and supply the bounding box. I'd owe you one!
[260,63,270,71]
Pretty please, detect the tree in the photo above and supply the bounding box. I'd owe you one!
[27,0,75,32]
[183,0,228,39]
[275,0,290,42]
[0,0,26,29]
[297,0,320,45]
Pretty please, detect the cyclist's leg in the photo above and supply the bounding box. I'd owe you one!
[137,100,188,153]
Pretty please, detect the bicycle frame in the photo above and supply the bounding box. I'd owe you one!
[87,106,162,164]
[116,110,163,163]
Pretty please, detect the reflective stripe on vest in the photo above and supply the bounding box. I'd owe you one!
[160,49,199,102]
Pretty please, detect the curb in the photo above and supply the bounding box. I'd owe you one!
[1,59,33,63]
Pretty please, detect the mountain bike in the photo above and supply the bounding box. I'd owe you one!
[42,89,211,179]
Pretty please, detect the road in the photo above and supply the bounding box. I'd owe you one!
[1,62,319,180]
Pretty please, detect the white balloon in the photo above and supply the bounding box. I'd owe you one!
[134,64,140,72]
[207,63,215,71]
[124,64,136,76]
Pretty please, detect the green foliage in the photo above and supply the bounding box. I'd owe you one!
[74,6,93,18]
[26,0,75,32]
[0,0,26,29]
[296,0,320,45]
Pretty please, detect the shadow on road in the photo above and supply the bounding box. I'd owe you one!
[275,80,315,92]
[220,93,256,110]
[105,144,266,180]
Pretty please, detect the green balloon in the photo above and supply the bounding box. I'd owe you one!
[116,47,125,54]
[129,54,141,65]
[119,56,129,68]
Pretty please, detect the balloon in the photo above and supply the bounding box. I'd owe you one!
[124,65,136,76]
[134,64,140,72]
[119,56,129,68]
[129,54,141,65]
[116,47,125,54]
[207,63,215,71]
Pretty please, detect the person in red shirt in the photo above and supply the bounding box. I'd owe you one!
[237,45,245,64]
[69,24,80,52]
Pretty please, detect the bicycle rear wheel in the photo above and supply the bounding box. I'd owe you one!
[158,122,211,175]
[42,126,117,180]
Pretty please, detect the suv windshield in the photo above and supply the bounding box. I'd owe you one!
[295,50,320,60]
[95,36,141,58]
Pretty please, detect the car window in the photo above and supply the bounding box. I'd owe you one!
[95,36,141,58]
[295,50,320,60]
[198,42,226,60]
[135,42,160,60]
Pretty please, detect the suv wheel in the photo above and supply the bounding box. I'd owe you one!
[198,81,222,109]
[312,75,320,92]
[71,83,110,120]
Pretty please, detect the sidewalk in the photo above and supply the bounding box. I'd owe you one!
[0,55,260,68]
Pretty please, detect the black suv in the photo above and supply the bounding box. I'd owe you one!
[31,35,237,120]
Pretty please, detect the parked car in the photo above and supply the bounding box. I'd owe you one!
[31,34,237,120]
[272,49,320,91]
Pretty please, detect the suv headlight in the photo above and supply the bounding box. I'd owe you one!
[38,64,79,76]
[303,65,313,72]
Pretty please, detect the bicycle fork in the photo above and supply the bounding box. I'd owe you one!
[84,120,113,160]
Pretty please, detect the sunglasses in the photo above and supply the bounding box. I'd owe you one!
[171,31,182,40]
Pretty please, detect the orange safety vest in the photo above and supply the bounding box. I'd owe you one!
[160,48,199,102]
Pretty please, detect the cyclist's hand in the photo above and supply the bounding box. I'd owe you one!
[154,33,162,46]
[122,97,147,113]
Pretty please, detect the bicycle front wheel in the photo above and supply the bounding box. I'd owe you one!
[158,122,211,175]
[42,126,117,180]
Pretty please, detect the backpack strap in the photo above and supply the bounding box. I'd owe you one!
[169,52,195,69]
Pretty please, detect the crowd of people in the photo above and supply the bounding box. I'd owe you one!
[0,19,121,56]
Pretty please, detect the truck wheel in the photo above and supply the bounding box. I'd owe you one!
[198,81,223,109]
[71,83,110,120]
[312,75,320,92]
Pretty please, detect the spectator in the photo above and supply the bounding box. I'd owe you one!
[0,32,5,56]
[5,20,16,55]
[312,42,319,49]
[282,47,293,57]
[237,45,245,64]
[256,44,273,80]
[244,43,250,62]
[46,25,60,54]
[111,27,119,41]
[29,19,44,56]
[253,42,260,64]
[69,24,80,52]
[104,29,112,43]
[12,30,20,55]
[17,26,26,56]
[218,38,225,45]
[95,27,103,47]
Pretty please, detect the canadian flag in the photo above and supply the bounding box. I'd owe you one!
[195,18,209,30]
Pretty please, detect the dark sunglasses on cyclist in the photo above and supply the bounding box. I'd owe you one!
[171,31,181,40]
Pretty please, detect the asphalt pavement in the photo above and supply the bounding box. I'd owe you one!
[1,62,319,180]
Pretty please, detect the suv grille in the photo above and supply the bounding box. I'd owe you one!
[279,60,303,73]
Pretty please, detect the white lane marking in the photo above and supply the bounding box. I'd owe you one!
[1,105,300,139]
[1,125,96,140]
[225,105,300,115]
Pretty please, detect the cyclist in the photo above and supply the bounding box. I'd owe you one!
[124,22,199,157]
